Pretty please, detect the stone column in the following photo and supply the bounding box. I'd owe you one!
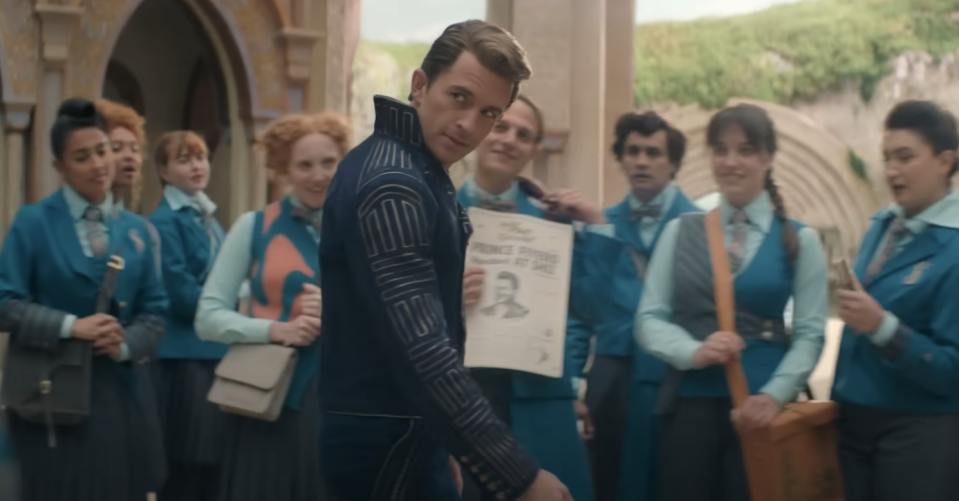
[602,0,635,206]
[566,0,606,203]
[309,0,361,114]
[281,28,322,112]
[1,101,33,244]
[486,0,513,29]
[511,0,573,188]
[32,3,83,202]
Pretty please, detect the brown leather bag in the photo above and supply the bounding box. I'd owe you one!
[705,210,844,501]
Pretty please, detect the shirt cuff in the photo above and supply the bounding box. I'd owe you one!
[60,315,77,339]
[117,343,131,362]
[759,381,797,406]
[571,376,583,395]
[870,312,900,348]
[238,280,251,300]
[586,223,616,238]
[669,339,704,371]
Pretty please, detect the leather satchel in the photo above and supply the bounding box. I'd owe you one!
[705,210,844,501]
[207,343,297,422]
[1,254,126,446]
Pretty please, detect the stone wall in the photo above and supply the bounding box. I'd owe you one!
[792,50,959,205]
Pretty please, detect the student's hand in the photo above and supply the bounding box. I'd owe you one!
[269,316,321,347]
[837,273,884,334]
[692,331,745,368]
[449,456,463,495]
[463,267,486,310]
[519,470,573,501]
[93,326,124,356]
[544,189,607,224]
[299,283,323,318]
[574,400,594,440]
[732,394,782,434]
[72,313,121,341]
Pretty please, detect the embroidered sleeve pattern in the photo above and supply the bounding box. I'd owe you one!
[356,181,539,500]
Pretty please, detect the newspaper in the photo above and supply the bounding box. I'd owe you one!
[463,208,574,378]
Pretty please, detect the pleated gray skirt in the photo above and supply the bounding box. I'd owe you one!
[10,360,160,501]
[158,359,225,464]
[218,378,327,501]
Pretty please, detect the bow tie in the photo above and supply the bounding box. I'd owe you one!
[479,199,517,213]
[630,205,662,222]
[291,207,323,232]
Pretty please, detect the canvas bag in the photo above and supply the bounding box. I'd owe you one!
[207,343,298,422]
[705,209,844,501]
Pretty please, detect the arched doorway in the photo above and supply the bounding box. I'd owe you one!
[664,98,880,262]
[100,0,245,223]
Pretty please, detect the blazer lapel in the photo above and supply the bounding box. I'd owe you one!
[47,193,96,283]
[869,227,948,287]
[855,216,888,279]
[609,199,646,254]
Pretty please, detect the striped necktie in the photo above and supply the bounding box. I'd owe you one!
[727,210,749,274]
[865,217,909,283]
[291,206,323,233]
[193,205,221,252]
[83,206,108,257]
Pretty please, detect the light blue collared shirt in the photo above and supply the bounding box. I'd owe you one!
[163,184,217,221]
[628,183,678,247]
[636,191,828,404]
[580,184,680,243]
[196,194,320,345]
[59,186,131,361]
[463,177,520,205]
[869,190,959,346]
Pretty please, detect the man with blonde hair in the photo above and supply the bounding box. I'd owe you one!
[320,19,572,501]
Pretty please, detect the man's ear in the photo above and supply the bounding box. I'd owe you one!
[410,69,429,108]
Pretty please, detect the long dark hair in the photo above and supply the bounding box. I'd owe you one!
[50,98,108,161]
[706,104,799,264]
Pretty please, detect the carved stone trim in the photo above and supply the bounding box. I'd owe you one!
[34,3,84,68]
[2,100,34,132]
[279,27,323,83]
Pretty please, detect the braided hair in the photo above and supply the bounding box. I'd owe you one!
[707,104,799,264]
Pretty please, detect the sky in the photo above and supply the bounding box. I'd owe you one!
[361,0,803,44]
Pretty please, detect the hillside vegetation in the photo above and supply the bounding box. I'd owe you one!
[636,0,959,108]
[358,0,959,107]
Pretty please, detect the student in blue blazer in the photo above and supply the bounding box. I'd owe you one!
[148,130,227,501]
[457,95,602,501]
[636,104,827,501]
[0,98,168,501]
[833,100,959,501]
[571,111,700,501]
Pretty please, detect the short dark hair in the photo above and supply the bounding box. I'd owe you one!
[412,20,531,106]
[51,98,108,161]
[612,111,686,167]
[885,100,959,178]
[496,270,519,289]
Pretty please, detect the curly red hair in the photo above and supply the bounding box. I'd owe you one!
[261,111,352,173]
[95,99,146,147]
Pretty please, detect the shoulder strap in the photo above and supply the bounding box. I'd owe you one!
[95,213,127,314]
[704,210,750,410]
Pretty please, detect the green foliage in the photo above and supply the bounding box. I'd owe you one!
[361,40,431,70]
[634,0,959,108]
[356,40,430,99]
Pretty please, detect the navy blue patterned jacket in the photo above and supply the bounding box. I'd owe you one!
[319,96,540,500]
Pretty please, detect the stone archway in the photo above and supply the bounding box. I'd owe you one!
[664,98,881,260]
[94,0,259,222]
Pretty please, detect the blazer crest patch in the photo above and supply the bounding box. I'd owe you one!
[129,228,145,253]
